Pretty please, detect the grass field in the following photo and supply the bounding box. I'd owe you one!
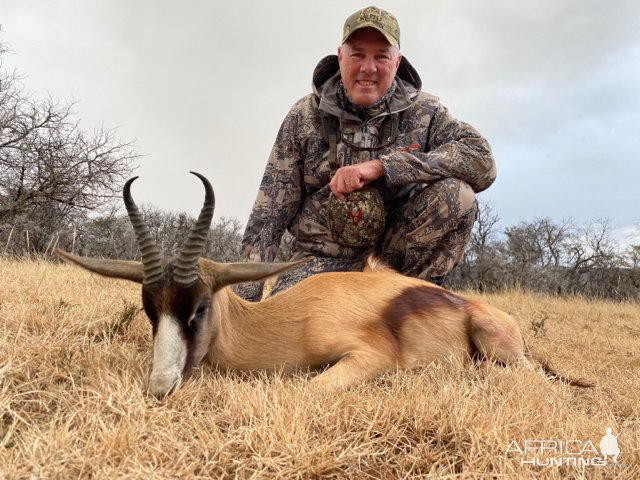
[1,258,639,479]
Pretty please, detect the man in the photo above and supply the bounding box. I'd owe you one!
[237,6,495,300]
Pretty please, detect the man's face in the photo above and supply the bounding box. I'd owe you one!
[338,28,402,107]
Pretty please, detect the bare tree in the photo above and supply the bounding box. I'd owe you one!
[0,41,138,255]
[454,201,504,291]
[451,211,639,300]
[71,206,139,258]
[501,217,576,292]
[626,244,640,270]
[564,218,622,297]
[205,216,244,262]
[62,205,244,263]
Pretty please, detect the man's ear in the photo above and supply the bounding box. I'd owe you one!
[395,52,402,70]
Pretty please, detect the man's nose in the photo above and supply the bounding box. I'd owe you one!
[360,57,377,74]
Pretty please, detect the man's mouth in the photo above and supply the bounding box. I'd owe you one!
[357,80,376,87]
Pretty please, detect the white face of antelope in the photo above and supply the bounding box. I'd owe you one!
[149,313,188,397]
[142,271,217,398]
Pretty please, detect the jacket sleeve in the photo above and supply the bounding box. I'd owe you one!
[240,108,303,263]
[379,103,496,192]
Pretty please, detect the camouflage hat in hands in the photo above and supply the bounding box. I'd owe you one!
[328,187,386,247]
[342,6,400,47]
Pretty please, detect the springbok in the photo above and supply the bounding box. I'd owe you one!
[55,172,591,398]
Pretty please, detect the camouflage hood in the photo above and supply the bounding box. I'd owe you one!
[312,55,422,118]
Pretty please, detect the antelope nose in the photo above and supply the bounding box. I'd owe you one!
[149,371,182,399]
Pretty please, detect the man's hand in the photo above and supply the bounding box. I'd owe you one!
[329,160,384,200]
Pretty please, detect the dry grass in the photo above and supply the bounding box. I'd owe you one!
[1,259,639,479]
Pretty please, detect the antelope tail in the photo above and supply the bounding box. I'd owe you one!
[533,355,595,388]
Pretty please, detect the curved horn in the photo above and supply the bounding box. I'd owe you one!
[123,177,164,284]
[173,171,215,285]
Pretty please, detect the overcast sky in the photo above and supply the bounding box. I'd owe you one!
[1,0,639,244]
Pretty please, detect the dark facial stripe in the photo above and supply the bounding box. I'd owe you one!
[169,283,207,379]
[180,310,200,380]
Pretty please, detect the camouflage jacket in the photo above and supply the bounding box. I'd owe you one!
[241,55,496,263]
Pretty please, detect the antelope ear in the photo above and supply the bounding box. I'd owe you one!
[199,258,308,289]
[54,248,145,284]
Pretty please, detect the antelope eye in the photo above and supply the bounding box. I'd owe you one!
[194,305,208,318]
[188,305,208,329]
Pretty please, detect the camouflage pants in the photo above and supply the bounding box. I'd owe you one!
[236,178,477,300]
[377,178,477,281]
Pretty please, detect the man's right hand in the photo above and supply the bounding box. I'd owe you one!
[329,160,384,200]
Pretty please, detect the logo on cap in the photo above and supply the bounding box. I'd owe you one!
[342,6,400,47]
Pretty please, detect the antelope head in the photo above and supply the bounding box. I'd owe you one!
[55,172,301,398]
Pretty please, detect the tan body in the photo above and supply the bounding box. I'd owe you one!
[196,258,526,389]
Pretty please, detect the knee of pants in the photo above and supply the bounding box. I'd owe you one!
[453,180,477,215]
[440,178,476,213]
[411,178,477,223]
[381,178,477,251]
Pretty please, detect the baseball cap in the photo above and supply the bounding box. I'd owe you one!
[342,6,400,47]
